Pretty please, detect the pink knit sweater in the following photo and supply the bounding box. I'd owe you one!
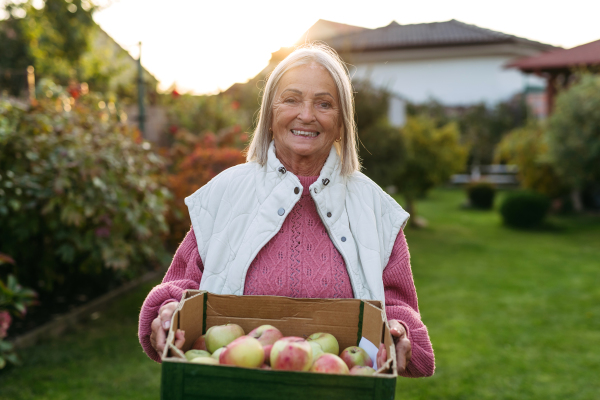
[139,176,434,377]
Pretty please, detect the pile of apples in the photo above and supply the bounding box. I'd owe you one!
[182,323,376,376]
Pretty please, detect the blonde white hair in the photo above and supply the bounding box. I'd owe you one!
[246,43,360,176]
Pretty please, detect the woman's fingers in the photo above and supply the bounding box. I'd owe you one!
[388,319,412,374]
[159,302,178,330]
[376,343,387,369]
[174,329,186,349]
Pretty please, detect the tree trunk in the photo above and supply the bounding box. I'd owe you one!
[571,189,583,212]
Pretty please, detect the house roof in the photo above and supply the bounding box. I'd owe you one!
[325,19,555,52]
[296,19,368,44]
[507,39,600,72]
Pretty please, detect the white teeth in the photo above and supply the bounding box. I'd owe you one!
[291,130,319,137]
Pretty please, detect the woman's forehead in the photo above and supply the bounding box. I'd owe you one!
[276,63,337,96]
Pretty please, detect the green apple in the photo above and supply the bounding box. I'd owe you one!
[211,347,225,360]
[309,341,324,359]
[307,332,339,355]
[349,365,376,375]
[205,324,245,353]
[340,346,373,369]
[190,357,219,365]
[185,349,211,361]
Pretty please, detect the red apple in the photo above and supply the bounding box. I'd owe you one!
[263,344,273,365]
[219,336,264,368]
[309,353,349,374]
[307,332,339,355]
[349,365,376,376]
[192,334,208,351]
[270,337,313,371]
[340,346,373,369]
[205,324,245,353]
[248,325,283,347]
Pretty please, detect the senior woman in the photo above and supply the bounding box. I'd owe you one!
[138,44,434,377]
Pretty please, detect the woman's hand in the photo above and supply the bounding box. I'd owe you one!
[377,320,412,373]
[389,320,412,373]
[150,301,185,355]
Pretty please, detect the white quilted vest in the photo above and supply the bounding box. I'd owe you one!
[185,142,409,305]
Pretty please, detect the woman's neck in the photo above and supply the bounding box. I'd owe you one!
[276,150,328,177]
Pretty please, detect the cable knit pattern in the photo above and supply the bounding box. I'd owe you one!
[138,179,435,376]
[244,176,353,299]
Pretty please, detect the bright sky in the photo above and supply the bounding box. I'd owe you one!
[93,0,600,94]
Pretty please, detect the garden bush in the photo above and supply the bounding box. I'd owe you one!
[0,80,170,300]
[467,181,496,209]
[0,253,36,369]
[499,191,551,228]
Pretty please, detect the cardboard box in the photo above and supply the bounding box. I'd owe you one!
[161,291,397,400]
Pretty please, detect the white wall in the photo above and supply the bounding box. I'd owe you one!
[350,56,545,106]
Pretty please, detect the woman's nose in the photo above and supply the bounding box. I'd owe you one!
[297,101,316,122]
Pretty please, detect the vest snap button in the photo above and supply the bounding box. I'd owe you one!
[294,187,300,194]
[341,236,346,242]
[278,208,285,216]
[278,167,286,174]
[327,212,332,218]
[322,178,330,186]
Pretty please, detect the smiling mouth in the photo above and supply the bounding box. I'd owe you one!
[291,129,319,138]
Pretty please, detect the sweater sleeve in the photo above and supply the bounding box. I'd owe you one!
[138,228,204,362]
[383,229,435,377]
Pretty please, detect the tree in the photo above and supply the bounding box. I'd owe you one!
[354,80,406,188]
[495,121,566,198]
[546,74,600,211]
[393,116,468,226]
[0,0,97,93]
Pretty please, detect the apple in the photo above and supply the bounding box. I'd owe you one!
[185,349,211,361]
[270,337,313,371]
[309,341,324,359]
[211,347,225,360]
[307,332,339,355]
[263,344,273,365]
[309,353,349,374]
[219,336,265,368]
[248,325,283,347]
[190,357,220,365]
[192,334,208,351]
[340,346,373,369]
[205,324,245,353]
[349,365,376,376]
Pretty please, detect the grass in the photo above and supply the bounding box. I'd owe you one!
[0,280,162,400]
[394,190,600,400]
[0,189,598,400]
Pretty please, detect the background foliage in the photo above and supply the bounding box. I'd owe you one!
[0,80,170,299]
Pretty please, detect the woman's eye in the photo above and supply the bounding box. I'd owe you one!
[319,102,331,109]
[284,98,296,104]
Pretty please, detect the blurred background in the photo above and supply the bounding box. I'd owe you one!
[0,0,599,399]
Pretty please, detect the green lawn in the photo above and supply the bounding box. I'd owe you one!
[0,189,598,400]
[395,190,600,400]
[0,280,162,400]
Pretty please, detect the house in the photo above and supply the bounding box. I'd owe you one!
[508,39,600,116]
[265,19,557,111]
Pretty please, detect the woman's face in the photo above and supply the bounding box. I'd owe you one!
[271,63,341,169]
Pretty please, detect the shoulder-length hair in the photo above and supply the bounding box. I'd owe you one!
[246,43,360,176]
